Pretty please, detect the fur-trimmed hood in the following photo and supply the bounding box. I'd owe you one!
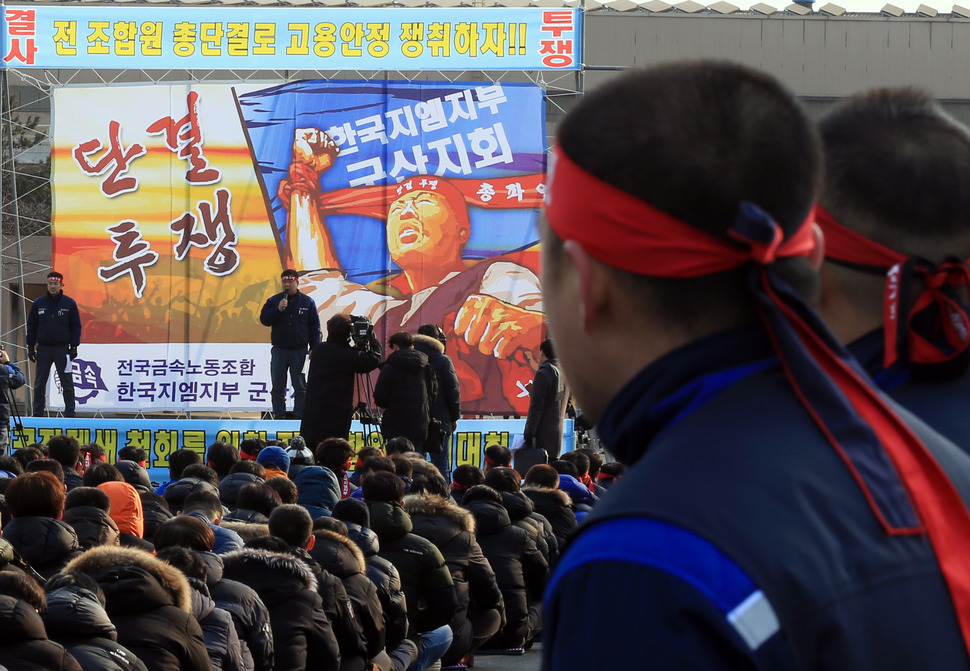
[522,484,573,507]
[62,544,193,613]
[310,528,367,576]
[413,334,445,356]
[220,520,269,542]
[404,493,475,533]
[220,548,318,593]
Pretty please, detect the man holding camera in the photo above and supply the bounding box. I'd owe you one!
[259,268,322,420]
[26,270,82,417]
[300,313,383,448]
[0,348,25,455]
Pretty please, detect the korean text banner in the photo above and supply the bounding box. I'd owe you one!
[15,417,575,484]
[51,80,547,415]
[2,6,581,71]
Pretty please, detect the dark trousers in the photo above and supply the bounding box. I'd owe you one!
[428,433,453,482]
[270,346,307,418]
[34,344,74,416]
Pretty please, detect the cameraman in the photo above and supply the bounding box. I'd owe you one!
[0,348,25,455]
[300,314,382,449]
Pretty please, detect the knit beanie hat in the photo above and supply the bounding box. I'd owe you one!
[257,445,290,473]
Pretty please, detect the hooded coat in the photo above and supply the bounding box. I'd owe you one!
[293,465,341,519]
[522,485,577,548]
[404,494,505,664]
[2,516,82,579]
[200,551,274,671]
[367,499,457,637]
[61,545,211,671]
[310,528,386,660]
[218,472,264,509]
[463,496,548,648]
[221,548,341,671]
[301,337,383,447]
[374,348,437,444]
[412,335,461,428]
[62,505,121,551]
[42,585,148,671]
[185,576,244,671]
[499,490,558,568]
[344,521,409,650]
[0,594,82,671]
[98,481,153,551]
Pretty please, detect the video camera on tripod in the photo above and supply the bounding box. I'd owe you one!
[350,315,374,350]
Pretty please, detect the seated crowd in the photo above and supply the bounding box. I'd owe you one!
[0,432,616,671]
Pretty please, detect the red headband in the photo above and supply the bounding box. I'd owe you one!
[544,144,817,278]
[818,207,970,371]
[815,207,905,270]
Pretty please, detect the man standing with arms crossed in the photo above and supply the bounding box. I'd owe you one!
[27,270,81,417]
[260,269,321,420]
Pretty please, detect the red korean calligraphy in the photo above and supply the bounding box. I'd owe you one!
[98,221,160,298]
[170,187,239,276]
[146,91,221,185]
[73,121,148,198]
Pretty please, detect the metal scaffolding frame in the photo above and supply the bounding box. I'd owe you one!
[0,62,584,417]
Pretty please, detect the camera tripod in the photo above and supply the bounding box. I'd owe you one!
[354,370,382,447]
[7,382,28,453]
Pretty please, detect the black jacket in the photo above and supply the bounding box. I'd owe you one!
[464,496,548,648]
[500,491,558,569]
[344,522,409,650]
[405,494,505,662]
[522,486,577,549]
[413,335,461,426]
[186,576,243,671]
[0,362,25,426]
[374,348,437,444]
[221,548,341,671]
[523,358,568,459]
[61,546,211,671]
[258,290,321,351]
[26,291,82,347]
[367,500,456,637]
[218,472,264,509]
[43,585,148,671]
[63,505,121,551]
[3,516,83,579]
[310,528,386,660]
[201,552,274,671]
[0,594,82,671]
[301,338,383,447]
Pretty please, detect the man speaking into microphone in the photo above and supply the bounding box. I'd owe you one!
[259,268,321,419]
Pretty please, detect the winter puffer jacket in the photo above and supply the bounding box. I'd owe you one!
[0,594,82,671]
[309,528,386,660]
[3,516,82,579]
[374,348,437,444]
[200,551,274,671]
[42,585,148,671]
[218,473,264,509]
[413,335,461,427]
[185,576,244,671]
[463,496,548,648]
[405,494,505,664]
[61,546,211,671]
[499,491,558,569]
[221,548,341,671]
[522,485,577,548]
[367,499,457,637]
[63,505,121,551]
[293,465,341,519]
[344,522,409,650]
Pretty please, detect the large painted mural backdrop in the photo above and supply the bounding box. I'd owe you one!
[51,79,547,414]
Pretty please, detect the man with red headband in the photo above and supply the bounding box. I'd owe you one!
[26,270,82,417]
[540,62,970,670]
[278,128,545,415]
[815,88,970,452]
